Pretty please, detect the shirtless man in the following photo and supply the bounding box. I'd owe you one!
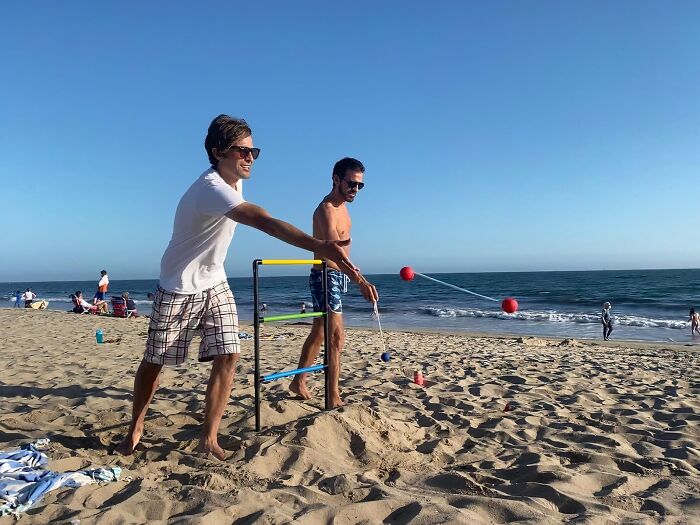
[289,158,379,407]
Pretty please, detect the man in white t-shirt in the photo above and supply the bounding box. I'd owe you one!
[117,114,374,460]
[22,288,36,308]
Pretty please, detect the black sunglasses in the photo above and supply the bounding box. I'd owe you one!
[345,180,365,190]
[228,146,260,160]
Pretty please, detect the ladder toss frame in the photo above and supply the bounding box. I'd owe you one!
[253,259,330,431]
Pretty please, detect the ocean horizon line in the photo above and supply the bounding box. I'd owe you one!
[2,266,700,285]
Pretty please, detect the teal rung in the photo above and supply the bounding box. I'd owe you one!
[262,364,326,382]
[262,312,325,323]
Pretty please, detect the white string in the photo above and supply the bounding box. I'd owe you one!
[415,272,498,302]
[372,301,387,354]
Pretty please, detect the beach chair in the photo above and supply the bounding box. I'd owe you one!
[70,295,96,314]
[111,297,128,318]
[126,302,138,318]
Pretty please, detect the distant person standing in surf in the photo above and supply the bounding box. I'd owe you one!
[601,302,613,340]
[689,308,700,336]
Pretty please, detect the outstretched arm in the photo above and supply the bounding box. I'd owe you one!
[226,203,360,280]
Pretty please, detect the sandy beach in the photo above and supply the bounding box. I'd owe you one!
[0,308,698,524]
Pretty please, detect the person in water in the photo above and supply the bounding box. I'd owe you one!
[601,302,613,341]
[690,307,700,336]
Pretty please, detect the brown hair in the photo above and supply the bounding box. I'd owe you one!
[205,114,252,168]
[332,157,365,188]
[332,157,365,180]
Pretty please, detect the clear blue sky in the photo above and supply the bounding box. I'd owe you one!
[1,1,698,281]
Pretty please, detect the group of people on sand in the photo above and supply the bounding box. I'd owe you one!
[116,115,378,460]
[68,270,109,313]
[70,270,111,314]
[70,270,138,317]
[13,289,37,308]
[11,289,48,309]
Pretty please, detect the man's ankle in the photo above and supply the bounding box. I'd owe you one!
[199,431,218,444]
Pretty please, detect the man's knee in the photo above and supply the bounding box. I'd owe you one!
[329,329,345,353]
[218,353,239,365]
[212,353,239,374]
[138,360,163,376]
[309,321,325,343]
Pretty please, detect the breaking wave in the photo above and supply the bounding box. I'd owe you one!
[422,307,689,330]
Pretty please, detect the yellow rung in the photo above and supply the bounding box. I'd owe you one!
[260,259,322,265]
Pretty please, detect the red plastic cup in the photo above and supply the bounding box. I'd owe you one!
[413,370,424,386]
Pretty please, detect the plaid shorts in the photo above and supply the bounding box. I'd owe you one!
[144,281,240,365]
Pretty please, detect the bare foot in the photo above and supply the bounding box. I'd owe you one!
[329,395,344,408]
[115,429,141,456]
[289,379,312,400]
[196,439,227,461]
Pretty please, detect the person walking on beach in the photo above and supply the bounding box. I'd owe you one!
[94,270,109,304]
[690,308,700,336]
[22,288,36,308]
[116,115,366,460]
[289,158,379,408]
[300,302,306,315]
[13,290,22,308]
[601,302,613,340]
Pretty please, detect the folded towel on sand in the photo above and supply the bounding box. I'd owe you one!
[239,331,285,341]
[0,439,122,517]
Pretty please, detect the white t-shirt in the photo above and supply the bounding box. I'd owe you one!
[159,168,245,294]
[23,291,35,301]
[78,297,92,308]
[98,275,109,288]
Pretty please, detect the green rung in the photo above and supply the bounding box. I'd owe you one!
[261,312,325,323]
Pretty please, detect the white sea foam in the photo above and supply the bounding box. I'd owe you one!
[422,307,690,330]
[34,296,72,303]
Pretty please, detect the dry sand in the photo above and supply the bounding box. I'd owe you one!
[0,309,698,524]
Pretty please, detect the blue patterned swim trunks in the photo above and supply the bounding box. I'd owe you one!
[309,269,349,313]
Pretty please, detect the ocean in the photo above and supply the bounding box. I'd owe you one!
[2,269,699,343]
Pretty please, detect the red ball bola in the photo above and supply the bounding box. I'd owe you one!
[400,266,415,281]
[502,297,518,313]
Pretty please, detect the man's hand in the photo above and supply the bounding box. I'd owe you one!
[313,239,377,303]
[358,278,379,303]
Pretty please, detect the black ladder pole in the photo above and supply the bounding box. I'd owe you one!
[253,259,261,431]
